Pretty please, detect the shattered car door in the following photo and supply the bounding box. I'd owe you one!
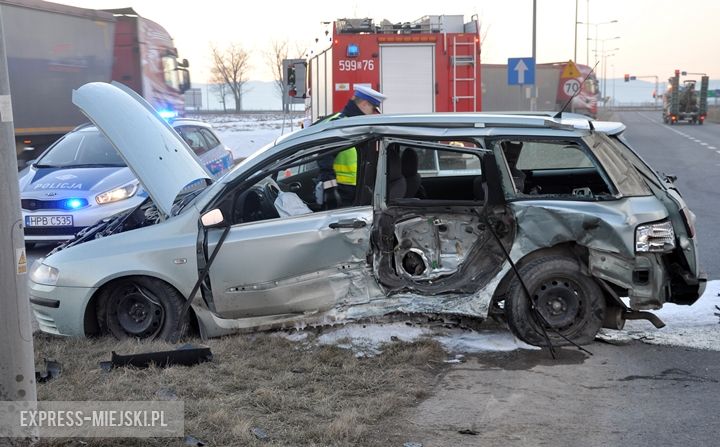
[205,206,373,319]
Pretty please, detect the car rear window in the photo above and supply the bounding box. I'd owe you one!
[37,130,126,167]
[588,133,652,197]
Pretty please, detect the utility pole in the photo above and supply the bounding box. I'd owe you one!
[573,0,578,62]
[531,0,537,111]
[0,8,37,404]
[585,0,589,66]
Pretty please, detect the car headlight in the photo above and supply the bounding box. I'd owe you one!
[636,220,675,253]
[96,182,139,205]
[30,261,59,286]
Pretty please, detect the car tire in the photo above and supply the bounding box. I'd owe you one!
[505,256,605,347]
[96,277,188,341]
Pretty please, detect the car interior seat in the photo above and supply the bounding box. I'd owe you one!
[473,175,486,201]
[387,149,407,201]
[502,141,526,193]
[401,148,425,198]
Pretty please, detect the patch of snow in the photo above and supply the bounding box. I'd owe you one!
[599,280,720,351]
[290,322,539,357]
[317,322,430,357]
[434,329,539,353]
[188,113,301,160]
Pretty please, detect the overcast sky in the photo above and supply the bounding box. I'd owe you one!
[61,0,720,82]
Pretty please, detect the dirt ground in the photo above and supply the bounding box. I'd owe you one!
[31,331,448,446]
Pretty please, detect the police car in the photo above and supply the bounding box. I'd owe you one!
[19,119,233,246]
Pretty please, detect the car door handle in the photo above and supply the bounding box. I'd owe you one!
[288,182,302,192]
[329,219,367,229]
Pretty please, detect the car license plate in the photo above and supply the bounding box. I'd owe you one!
[25,215,73,227]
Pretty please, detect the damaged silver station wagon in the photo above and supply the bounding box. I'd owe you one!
[29,82,706,347]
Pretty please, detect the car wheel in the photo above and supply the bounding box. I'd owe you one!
[97,277,188,340]
[505,256,605,347]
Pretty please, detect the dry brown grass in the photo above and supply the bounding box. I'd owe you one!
[32,331,447,446]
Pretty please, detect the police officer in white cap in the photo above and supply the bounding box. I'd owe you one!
[315,85,387,209]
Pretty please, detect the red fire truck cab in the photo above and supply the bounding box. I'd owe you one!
[307,15,481,121]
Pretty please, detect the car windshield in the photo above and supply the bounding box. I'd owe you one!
[35,129,126,168]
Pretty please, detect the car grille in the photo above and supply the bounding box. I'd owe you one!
[24,226,86,236]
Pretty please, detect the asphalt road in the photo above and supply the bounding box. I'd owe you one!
[404,341,720,446]
[616,111,719,279]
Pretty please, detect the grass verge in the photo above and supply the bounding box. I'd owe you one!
[32,331,447,446]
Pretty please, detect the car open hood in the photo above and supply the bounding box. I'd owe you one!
[72,82,210,217]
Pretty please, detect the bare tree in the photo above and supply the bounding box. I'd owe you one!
[265,40,306,108]
[209,69,230,112]
[210,43,251,112]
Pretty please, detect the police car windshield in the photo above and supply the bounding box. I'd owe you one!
[35,130,126,168]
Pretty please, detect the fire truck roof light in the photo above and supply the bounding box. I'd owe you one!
[347,43,359,57]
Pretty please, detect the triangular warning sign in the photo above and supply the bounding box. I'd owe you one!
[16,248,27,274]
[561,60,581,78]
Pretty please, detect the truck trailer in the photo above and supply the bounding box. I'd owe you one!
[0,0,190,165]
[481,61,599,118]
[305,15,481,121]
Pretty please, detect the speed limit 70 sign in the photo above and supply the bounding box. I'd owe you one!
[563,79,581,96]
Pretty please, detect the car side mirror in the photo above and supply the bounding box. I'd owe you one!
[201,209,226,228]
[20,159,36,169]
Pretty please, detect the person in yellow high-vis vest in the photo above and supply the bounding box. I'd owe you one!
[315,85,387,209]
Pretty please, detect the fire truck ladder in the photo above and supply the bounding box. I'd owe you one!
[451,36,477,112]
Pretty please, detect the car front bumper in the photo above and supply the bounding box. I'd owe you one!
[29,281,97,336]
[22,196,144,242]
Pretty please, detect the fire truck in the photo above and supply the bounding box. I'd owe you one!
[305,15,481,121]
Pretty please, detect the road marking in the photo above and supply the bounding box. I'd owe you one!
[634,113,719,153]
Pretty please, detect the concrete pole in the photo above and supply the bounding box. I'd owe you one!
[585,0,589,66]
[0,9,37,404]
[573,0,578,62]
[531,0,537,111]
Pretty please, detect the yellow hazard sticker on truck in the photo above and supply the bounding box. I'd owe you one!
[561,60,581,79]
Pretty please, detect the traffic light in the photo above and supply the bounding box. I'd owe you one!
[282,59,307,101]
[624,74,630,82]
[287,65,298,97]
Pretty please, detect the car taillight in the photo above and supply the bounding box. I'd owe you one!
[680,208,696,238]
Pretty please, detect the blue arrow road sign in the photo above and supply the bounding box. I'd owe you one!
[508,57,535,85]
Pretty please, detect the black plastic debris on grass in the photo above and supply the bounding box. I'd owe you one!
[458,428,479,435]
[99,344,212,372]
[35,359,62,383]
